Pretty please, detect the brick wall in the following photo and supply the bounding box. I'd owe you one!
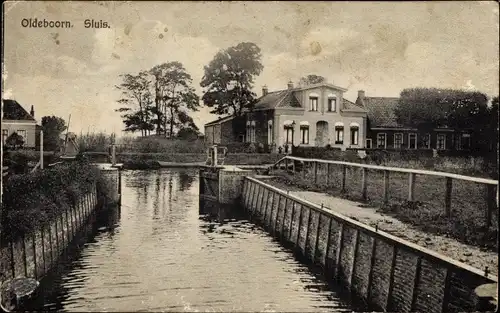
[241,177,498,313]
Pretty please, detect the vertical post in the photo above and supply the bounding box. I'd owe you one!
[292,160,295,174]
[313,161,318,185]
[383,170,390,205]
[111,144,116,166]
[361,168,367,200]
[486,185,496,230]
[213,145,218,167]
[285,158,288,172]
[341,165,347,193]
[40,130,44,169]
[326,163,331,186]
[445,177,452,217]
[410,257,423,311]
[408,173,416,201]
[302,161,306,178]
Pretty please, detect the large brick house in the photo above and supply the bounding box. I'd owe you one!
[356,91,473,151]
[243,81,368,152]
[2,99,39,149]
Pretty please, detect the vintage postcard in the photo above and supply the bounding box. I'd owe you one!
[1,1,498,312]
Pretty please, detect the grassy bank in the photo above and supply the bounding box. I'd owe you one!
[1,160,111,242]
[268,164,498,251]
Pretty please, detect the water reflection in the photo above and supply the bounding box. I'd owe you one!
[33,169,352,312]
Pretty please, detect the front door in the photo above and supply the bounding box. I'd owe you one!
[315,121,329,146]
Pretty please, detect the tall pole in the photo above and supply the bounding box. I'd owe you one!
[40,130,44,169]
[1,99,3,242]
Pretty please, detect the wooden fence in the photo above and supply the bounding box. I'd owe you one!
[272,156,498,230]
[241,176,498,312]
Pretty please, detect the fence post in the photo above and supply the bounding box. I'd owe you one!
[486,185,497,230]
[341,165,347,193]
[383,170,390,205]
[285,158,288,172]
[361,168,367,201]
[292,160,295,174]
[326,163,331,186]
[445,177,453,217]
[302,162,306,179]
[408,173,416,202]
[111,144,116,166]
[313,161,318,185]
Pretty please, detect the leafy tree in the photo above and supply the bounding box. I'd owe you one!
[200,42,264,117]
[298,74,326,86]
[395,88,494,151]
[150,62,200,137]
[395,88,489,128]
[41,116,67,151]
[115,71,154,136]
[5,132,24,150]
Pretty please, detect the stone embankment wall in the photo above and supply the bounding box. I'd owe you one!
[0,185,98,281]
[241,176,497,313]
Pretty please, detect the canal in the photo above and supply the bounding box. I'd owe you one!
[32,169,353,312]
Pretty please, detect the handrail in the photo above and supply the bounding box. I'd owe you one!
[245,175,498,282]
[277,155,498,185]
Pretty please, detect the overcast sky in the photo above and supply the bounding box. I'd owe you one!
[3,1,499,135]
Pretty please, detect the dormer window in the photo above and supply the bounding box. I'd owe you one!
[327,94,337,112]
[309,93,319,111]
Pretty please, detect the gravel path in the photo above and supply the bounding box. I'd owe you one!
[262,178,499,278]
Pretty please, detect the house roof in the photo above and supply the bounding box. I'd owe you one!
[360,97,401,127]
[342,98,368,113]
[204,115,235,127]
[2,99,36,121]
[252,90,302,111]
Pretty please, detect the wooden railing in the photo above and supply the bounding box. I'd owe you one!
[242,176,498,312]
[271,156,498,230]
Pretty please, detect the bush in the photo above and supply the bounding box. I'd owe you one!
[1,160,107,241]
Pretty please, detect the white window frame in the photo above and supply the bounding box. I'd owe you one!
[300,126,309,144]
[335,126,344,144]
[437,134,446,150]
[2,129,8,144]
[17,130,27,144]
[350,126,359,145]
[284,126,293,144]
[394,133,403,149]
[422,133,431,149]
[377,133,387,149]
[309,97,319,111]
[327,95,337,112]
[408,133,417,149]
[267,120,273,145]
[366,139,372,149]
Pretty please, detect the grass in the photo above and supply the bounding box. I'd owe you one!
[268,161,498,251]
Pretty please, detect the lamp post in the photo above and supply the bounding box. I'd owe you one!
[291,120,296,154]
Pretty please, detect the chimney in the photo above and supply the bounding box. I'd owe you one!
[356,90,366,107]
[30,105,35,118]
[287,81,294,89]
[262,85,268,96]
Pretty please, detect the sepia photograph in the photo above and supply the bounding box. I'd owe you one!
[1,1,498,312]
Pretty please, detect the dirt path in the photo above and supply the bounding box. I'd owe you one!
[261,178,499,278]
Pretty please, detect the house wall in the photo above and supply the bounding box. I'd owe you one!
[204,125,215,145]
[367,129,465,150]
[2,120,37,148]
[274,111,366,150]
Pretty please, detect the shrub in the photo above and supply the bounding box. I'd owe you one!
[1,159,107,241]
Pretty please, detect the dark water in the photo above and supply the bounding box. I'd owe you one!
[32,169,352,312]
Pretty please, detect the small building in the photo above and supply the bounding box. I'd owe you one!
[2,99,39,149]
[204,115,243,145]
[356,91,473,151]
